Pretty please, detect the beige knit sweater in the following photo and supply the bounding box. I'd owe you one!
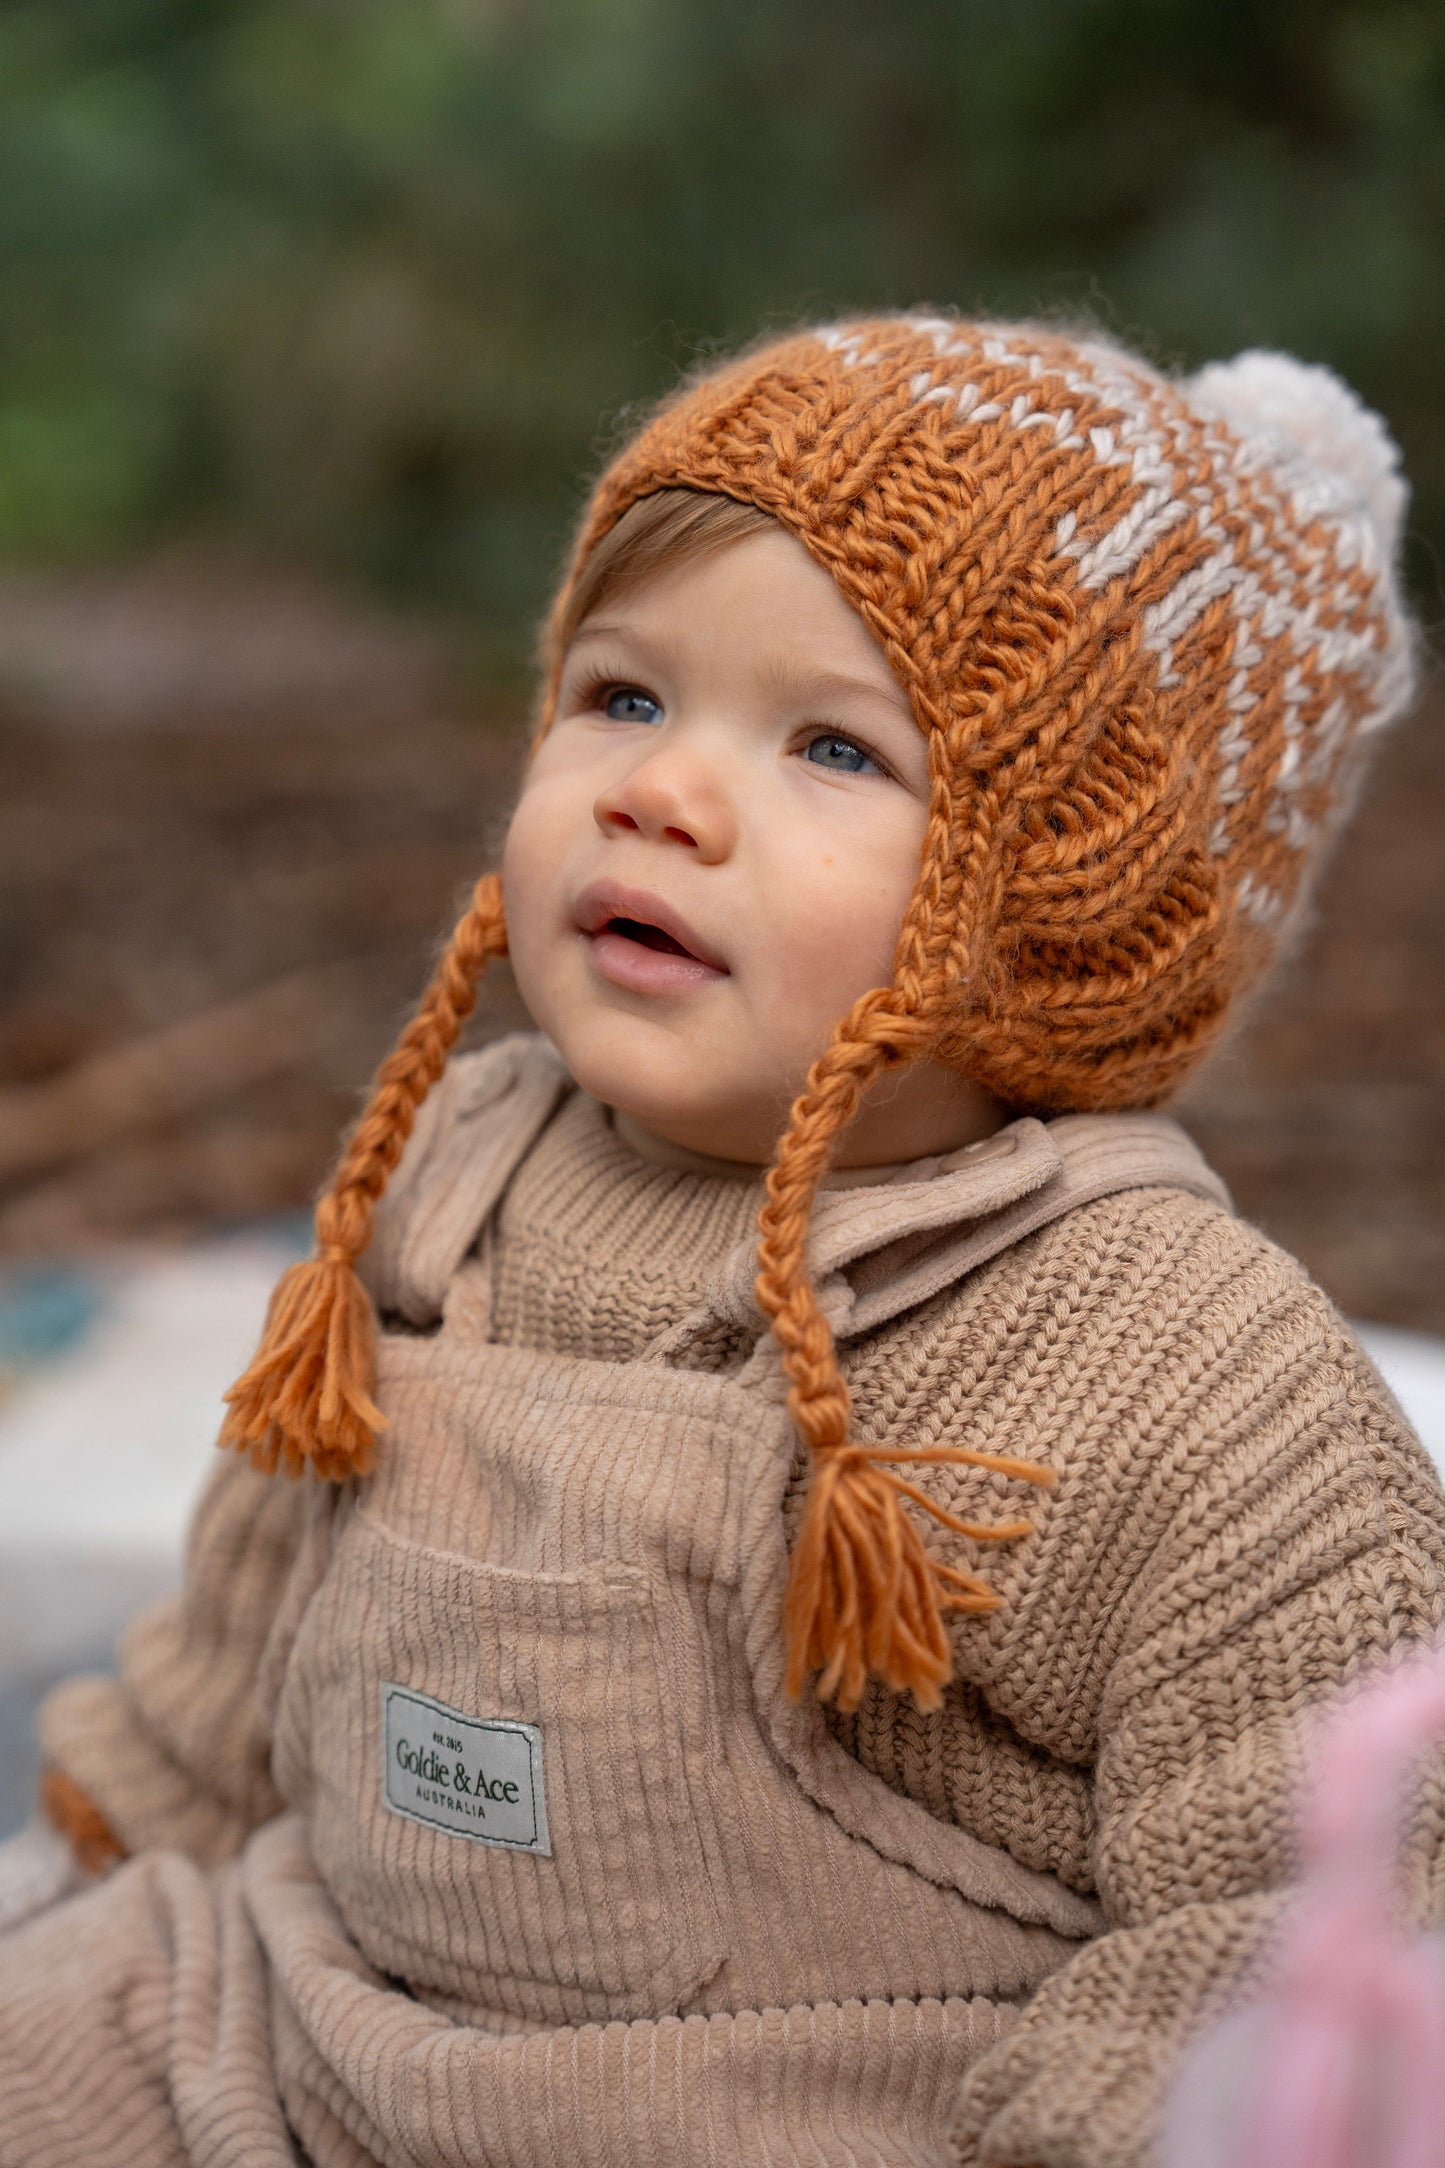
[16,1034,1445,2168]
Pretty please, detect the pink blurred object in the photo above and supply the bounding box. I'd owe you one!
[1161,1650,1445,2168]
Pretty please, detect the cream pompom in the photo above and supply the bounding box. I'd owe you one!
[1189,349,1408,561]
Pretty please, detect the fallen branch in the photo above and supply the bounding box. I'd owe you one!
[0,956,404,1190]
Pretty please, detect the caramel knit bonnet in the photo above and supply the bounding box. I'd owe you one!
[222,312,1416,1712]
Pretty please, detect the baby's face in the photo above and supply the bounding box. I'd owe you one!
[504,525,988,1163]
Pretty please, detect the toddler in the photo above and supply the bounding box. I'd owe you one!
[1,313,1442,2168]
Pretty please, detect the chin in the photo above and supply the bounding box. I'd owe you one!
[555,1018,704,1118]
[555,1020,771,1157]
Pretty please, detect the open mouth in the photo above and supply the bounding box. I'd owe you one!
[575,881,728,987]
[605,915,699,959]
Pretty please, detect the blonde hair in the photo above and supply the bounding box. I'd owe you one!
[553,486,776,655]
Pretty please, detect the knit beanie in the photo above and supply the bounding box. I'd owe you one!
[222,313,1417,1712]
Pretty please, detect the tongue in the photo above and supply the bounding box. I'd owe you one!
[611,916,693,959]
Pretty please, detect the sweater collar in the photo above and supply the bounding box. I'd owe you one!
[366,1032,1228,1338]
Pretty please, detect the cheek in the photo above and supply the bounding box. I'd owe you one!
[499,784,570,995]
[499,800,538,936]
[502,735,603,906]
[763,828,922,1017]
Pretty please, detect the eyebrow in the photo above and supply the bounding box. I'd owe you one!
[566,622,911,720]
[758,654,914,720]
[566,622,642,648]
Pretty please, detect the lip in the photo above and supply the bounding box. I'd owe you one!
[573,880,729,973]
[573,878,730,997]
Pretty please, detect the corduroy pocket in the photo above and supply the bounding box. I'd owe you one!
[272,1506,727,2025]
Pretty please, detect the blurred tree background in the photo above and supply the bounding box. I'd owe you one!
[2,0,1442,654]
[0,0,1442,1325]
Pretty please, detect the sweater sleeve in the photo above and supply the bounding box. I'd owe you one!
[942,1234,1445,2167]
[36,1449,338,1869]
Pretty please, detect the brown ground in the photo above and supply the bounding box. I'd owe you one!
[1,560,1441,1331]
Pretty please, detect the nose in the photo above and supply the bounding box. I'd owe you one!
[593,741,736,861]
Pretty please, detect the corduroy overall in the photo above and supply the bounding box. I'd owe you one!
[0,1041,1230,2168]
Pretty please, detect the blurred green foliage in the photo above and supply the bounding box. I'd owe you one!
[1,0,1442,663]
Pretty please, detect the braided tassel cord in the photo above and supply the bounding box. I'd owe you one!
[220,873,507,1479]
[757,987,1055,1714]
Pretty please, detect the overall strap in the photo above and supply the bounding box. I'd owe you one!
[837,1110,1231,1342]
[359,1033,572,1327]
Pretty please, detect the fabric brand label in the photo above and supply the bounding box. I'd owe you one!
[382,1682,551,1855]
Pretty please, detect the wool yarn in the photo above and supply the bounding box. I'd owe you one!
[222,313,1416,1713]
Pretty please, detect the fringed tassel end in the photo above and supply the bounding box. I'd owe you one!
[219,1252,385,1480]
[783,1441,1056,1714]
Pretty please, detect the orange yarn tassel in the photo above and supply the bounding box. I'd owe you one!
[783,1439,1056,1712]
[755,989,1059,1713]
[39,1766,127,1877]
[218,872,507,1484]
[219,1250,384,1479]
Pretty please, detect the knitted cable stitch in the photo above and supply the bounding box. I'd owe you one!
[221,312,1416,1713]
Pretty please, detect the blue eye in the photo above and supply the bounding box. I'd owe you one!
[805,733,877,775]
[603,686,662,725]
